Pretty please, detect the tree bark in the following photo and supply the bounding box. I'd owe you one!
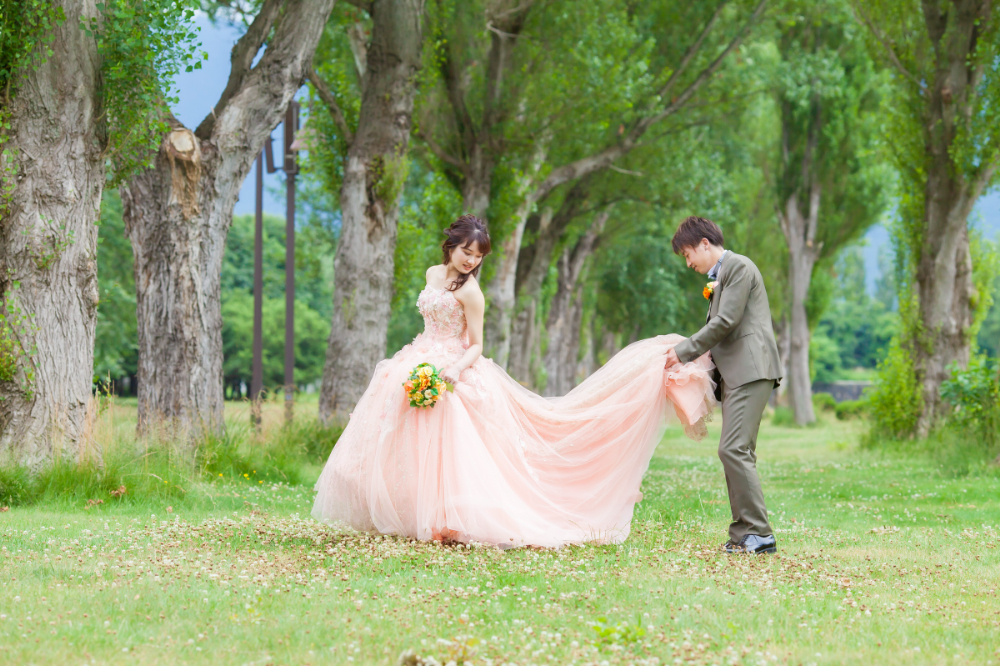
[122,0,336,436]
[0,0,103,467]
[910,1,998,435]
[508,176,593,383]
[576,316,598,383]
[506,208,552,384]
[318,0,425,421]
[542,212,606,397]
[772,314,791,406]
[779,188,821,426]
[915,181,980,435]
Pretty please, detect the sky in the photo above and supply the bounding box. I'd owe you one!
[174,16,1000,292]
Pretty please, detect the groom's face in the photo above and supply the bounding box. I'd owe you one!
[680,239,717,274]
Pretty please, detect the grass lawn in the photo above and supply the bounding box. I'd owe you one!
[2,409,999,666]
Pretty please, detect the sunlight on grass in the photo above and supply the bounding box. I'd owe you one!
[1,408,998,665]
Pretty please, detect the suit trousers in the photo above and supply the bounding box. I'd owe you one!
[718,377,774,541]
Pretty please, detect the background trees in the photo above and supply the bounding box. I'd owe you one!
[310,0,426,422]
[0,0,202,464]
[854,0,1000,437]
[2,0,997,459]
[769,0,891,425]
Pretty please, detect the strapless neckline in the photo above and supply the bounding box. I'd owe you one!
[416,284,467,345]
[420,285,457,296]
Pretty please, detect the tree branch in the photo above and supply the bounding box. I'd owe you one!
[195,0,285,140]
[415,131,465,170]
[347,21,368,82]
[641,0,768,130]
[530,0,767,205]
[852,1,924,90]
[201,0,336,167]
[307,67,354,146]
[437,22,477,162]
[482,1,534,147]
[656,0,729,102]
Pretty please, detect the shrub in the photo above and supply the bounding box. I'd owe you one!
[812,392,837,413]
[835,399,866,420]
[771,406,795,426]
[271,417,344,463]
[866,337,922,438]
[940,356,1000,452]
[0,465,32,506]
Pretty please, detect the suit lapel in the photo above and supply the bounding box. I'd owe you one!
[706,255,728,322]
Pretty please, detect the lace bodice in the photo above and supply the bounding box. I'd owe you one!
[416,287,468,345]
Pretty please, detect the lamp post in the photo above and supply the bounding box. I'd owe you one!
[251,151,265,431]
[258,101,301,428]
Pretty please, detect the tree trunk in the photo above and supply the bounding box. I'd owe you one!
[122,126,229,437]
[0,0,103,467]
[772,314,791,406]
[779,190,820,425]
[122,0,335,436]
[914,180,979,435]
[542,213,605,397]
[576,316,598,384]
[507,209,553,384]
[508,176,592,382]
[910,1,998,436]
[483,141,548,367]
[461,144,493,220]
[318,0,424,421]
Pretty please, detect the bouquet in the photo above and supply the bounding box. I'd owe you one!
[403,363,454,408]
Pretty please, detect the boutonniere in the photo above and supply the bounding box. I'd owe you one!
[703,281,718,300]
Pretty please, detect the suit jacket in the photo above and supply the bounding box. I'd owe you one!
[673,252,782,394]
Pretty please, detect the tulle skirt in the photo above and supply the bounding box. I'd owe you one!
[311,334,715,548]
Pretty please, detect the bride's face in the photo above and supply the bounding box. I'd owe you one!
[449,242,484,274]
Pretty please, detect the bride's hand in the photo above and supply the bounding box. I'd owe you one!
[441,366,461,386]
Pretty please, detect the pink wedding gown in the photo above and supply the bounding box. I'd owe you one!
[312,286,717,548]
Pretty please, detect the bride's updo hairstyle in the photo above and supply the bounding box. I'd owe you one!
[442,214,492,291]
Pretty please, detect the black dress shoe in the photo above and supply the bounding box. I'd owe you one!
[721,538,737,551]
[725,534,777,554]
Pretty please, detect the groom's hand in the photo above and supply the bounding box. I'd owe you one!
[664,348,680,369]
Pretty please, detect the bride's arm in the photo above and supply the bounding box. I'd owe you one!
[442,279,485,385]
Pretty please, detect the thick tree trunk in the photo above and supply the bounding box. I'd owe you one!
[910,1,998,436]
[779,191,820,425]
[318,0,424,421]
[914,184,979,435]
[542,213,605,397]
[123,0,335,435]
[0,0,103,466]
[122,127,229,437]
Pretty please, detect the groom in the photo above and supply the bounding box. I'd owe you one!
[663,216,782,555]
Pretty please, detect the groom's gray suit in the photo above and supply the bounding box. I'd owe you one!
[673,251,781,541]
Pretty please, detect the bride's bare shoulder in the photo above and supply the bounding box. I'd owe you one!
[425,264,446,286]
[453,276,484,306]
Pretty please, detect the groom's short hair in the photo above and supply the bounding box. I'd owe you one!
[671,216,725,253]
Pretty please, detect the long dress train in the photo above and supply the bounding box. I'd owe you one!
[312,286,716,548]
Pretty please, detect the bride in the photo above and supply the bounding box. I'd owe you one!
[312,214,716,548]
